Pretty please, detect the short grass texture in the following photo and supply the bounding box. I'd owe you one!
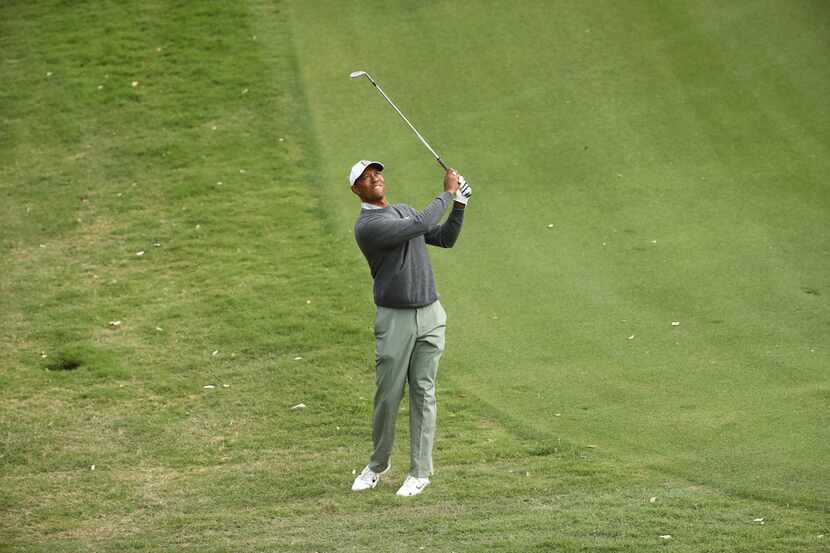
[1,1,828,552]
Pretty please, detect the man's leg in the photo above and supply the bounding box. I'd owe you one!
[369,306,416,473]
[407,301,446,478]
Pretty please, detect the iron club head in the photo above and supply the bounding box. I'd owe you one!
[350,70,368,79]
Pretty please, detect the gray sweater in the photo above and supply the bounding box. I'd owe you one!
[354,191,464,307]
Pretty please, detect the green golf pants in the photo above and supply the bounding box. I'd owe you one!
[368,300,446,478]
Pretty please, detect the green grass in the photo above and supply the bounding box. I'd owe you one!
[293,0,830,509]
[1,1,828,552]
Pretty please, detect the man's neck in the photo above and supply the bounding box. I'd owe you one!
[363,199,389,209]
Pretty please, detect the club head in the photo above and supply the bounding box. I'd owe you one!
[350,71,368,79]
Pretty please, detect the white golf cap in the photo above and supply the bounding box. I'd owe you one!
[348,160,384,187]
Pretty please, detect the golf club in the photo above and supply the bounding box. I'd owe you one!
[350,70,449,172]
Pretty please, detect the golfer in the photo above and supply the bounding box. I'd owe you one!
[348,160,471,497]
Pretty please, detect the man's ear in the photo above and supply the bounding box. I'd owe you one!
[351,184,361,199]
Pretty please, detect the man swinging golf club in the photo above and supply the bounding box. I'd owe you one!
[349,159,471,497]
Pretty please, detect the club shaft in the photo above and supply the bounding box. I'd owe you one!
[366,77,449,172]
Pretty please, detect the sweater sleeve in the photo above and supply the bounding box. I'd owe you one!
[357,192,453,250]
[425,206,465,248]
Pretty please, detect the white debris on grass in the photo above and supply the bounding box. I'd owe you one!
[294,356,303,361]
[109,320,122,327]
[547,223,554,228]
[203,385,215,389]
[659,535,672,540]
[672,321,680,326]
[650,496,657,503]
[136,251,145,256]
[212,350,219,356]
[91,465,96,471]
[753,517,765,524]
[628,335,635,340]
[291,403,306,410]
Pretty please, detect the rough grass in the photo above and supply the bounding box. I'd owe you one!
[1,1,828,552]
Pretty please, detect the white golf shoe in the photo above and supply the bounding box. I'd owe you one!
[351,464,390,492]
[395,475,430,497]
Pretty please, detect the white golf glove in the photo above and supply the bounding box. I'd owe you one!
[454,174,472,205]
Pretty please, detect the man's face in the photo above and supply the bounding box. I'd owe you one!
[352,166,385,202]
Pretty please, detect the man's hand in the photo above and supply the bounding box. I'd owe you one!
[454,174,472,206]
[443,169,460,194]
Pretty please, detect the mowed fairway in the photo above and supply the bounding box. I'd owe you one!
[293,0,829,508]
[1,1,828,552]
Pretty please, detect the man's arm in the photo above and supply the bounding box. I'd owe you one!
[425,173,471,248]
[424,207,464,248]
[356,192,453,250]
[356,169,462,250]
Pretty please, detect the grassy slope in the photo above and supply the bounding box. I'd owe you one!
[0,1,827,552]
[291,0,830,510]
